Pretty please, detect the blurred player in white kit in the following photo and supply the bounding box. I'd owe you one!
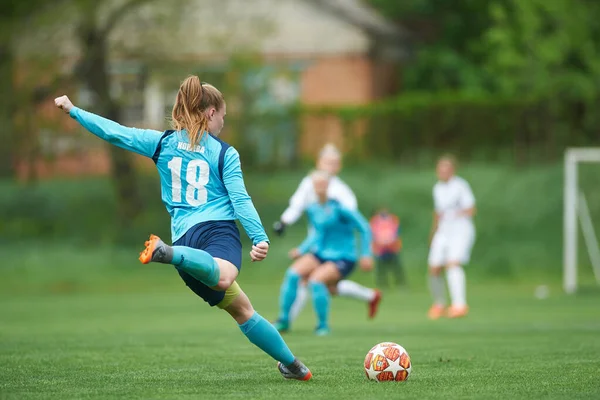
[428,155,476,319]
[273,144,382,322]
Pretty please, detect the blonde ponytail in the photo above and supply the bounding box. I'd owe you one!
[171,76,225,147]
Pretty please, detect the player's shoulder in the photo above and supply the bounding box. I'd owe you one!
[329,199,352,214]
[330,175,351,189]
[328,198,342,207]
[451,176,472,188]
[330,175,356,197]
[305,201,321,215]
[206,133,233,153]
[205,134,239,163]
[296,175,313,191]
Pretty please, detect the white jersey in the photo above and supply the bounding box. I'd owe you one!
[280,175,357,225]
[433,176,475,234]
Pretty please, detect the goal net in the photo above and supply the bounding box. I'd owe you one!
[563,148,600,293]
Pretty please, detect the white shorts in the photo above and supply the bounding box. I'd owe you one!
[428,226,475,267]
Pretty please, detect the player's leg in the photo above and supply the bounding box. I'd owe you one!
[139,234,236,290]
[445,228,475,318]
[335,279,382,319]
[220,284,311,381]
[275,254,320,331]
[375,256,388,289]
[390,253,407,288]
[288,280,309,322]
[307,261,347,335]
[428,233,448,319]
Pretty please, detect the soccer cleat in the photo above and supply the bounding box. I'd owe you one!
[277,359,312,381]
[428,304,446,320]
[314,326,330,336]
[139,234,172,264]
[447,305,469,318]
[368,290,382,319]
[272,320,290,333]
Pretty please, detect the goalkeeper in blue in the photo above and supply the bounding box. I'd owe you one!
[54,75,312,381]
[274,170,375,336]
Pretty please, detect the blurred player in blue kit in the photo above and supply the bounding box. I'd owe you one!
[273,144,382,322]
[274,170,374,335]
[54,76,311,381]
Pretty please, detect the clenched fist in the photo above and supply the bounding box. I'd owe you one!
[250,241,269,262]
[54,95,74,114]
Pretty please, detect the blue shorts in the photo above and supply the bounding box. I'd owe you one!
[173,220,242,307]
[313,254,356,279]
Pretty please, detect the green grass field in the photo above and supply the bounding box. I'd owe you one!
[1,162,600,398]
[1,246,599,399]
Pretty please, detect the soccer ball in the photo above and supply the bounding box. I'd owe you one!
[364,342,411,382]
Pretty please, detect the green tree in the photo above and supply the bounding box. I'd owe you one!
[14,0,190,224]
[0,0,53,178]
[484,0,600,97]
[368,0,501,93]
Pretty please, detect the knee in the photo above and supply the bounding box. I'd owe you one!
[215,275,236,291]
[445,262,461,270]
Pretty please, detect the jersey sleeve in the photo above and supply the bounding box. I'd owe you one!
[460,180,476,209]
[333,179,358,210]
[340,207,373,258]
[70,107,162,158]
[222,147,269,245]
[280,176,311,225]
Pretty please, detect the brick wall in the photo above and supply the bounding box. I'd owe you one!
[299,55,374,157]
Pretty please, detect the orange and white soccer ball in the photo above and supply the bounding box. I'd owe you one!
[364,342,412,382]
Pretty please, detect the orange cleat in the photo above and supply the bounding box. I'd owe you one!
[447,305,469,318]
[278,360,312,381]
[368,290,382,319]
[139,234,162,264]
[428,304,446,320]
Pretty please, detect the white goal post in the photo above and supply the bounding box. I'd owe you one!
[563,148,600,293]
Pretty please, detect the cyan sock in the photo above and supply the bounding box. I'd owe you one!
[310,281,330,329]
[239,312,295,366]
[278,269,300,324]
[172,246,220,287]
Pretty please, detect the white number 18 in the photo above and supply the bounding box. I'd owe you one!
[167,157,209,206]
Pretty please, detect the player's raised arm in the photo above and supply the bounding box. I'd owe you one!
[222,147,269,248]
[55,95,162,158]
[340,207,373,259]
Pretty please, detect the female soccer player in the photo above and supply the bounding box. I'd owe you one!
[54,76,311,381]
[275,171,374,335]
[428,155,476,319]
[273,144,381,322]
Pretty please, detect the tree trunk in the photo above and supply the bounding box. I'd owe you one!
[0,43,16,178]
[79,24,143,225]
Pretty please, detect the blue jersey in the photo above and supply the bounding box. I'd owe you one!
[70,107,269,244]
[297,200,372,261]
